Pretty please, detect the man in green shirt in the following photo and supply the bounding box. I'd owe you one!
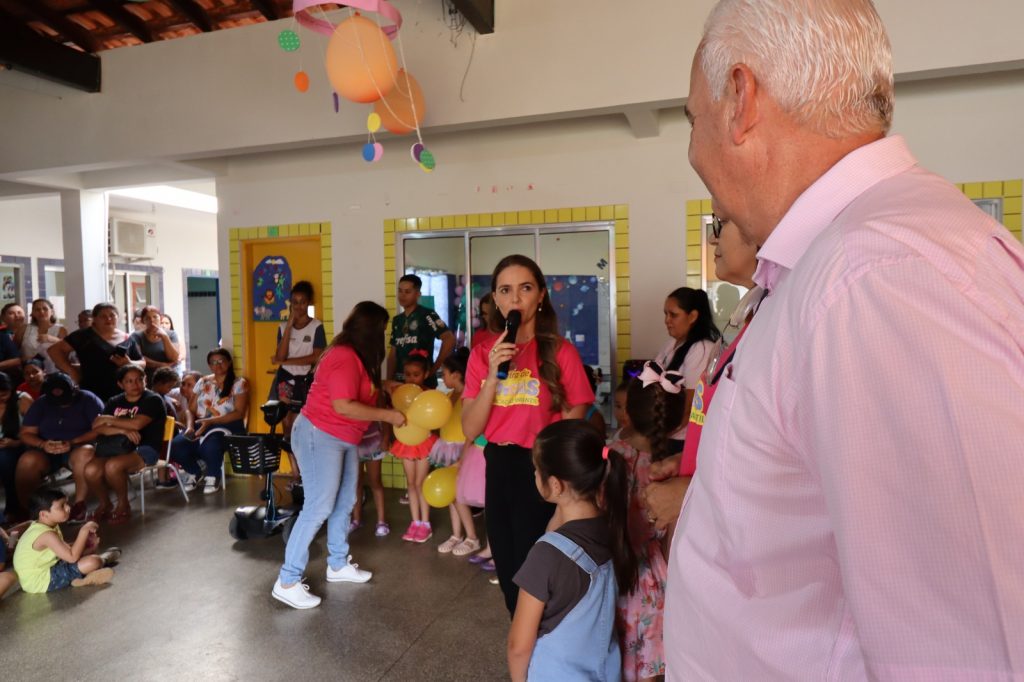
[387,274,456,389]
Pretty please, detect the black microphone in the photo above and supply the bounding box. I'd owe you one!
[496,310,521,380]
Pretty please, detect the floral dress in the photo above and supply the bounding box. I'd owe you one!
[612,439,667,681]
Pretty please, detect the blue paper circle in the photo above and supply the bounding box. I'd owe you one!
[362,143,376,162]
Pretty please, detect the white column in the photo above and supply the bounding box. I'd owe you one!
[60,190,108,315]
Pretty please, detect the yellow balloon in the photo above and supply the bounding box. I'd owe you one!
[439,399,464,443]
[394,422,430,446]
[408,390,452,431]
[391,383,422,413]
[422,465,458,508]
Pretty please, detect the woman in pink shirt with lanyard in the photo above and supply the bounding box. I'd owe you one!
[642,216,760,532]
[462,255,594,615]
[273,301,406,610]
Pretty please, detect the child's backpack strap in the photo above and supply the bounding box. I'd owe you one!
[537,531,598,575]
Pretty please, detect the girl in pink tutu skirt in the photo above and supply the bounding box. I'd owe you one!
[391,352,438,543]
[609,362,688,682]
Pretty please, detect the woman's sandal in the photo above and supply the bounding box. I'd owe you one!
[479,559,496,572]
[107,508,131,525]
[468,552,493,565]
[86,507,111,523]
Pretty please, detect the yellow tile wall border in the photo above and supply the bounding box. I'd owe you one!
[226,222,335,375]
[685,198,711,288]
[956,179,1022,241]
[383,205,630,487]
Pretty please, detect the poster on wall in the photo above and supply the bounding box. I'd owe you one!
[252,256,292,321]
[0,265,19,306]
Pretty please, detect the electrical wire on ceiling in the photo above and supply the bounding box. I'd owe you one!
[441,0,478,102]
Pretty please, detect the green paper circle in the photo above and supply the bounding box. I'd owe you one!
[419,150,436,170]
[278,30,301,52]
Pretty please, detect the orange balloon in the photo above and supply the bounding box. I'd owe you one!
[294,70,309,93]
[373,69,425,135]
[391,383,422,413]
[324,14,398,104]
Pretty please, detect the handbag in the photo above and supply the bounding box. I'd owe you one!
[95,433,136,458]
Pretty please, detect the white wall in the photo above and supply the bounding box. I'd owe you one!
[0,195,218,338]
[217,68,1024,361]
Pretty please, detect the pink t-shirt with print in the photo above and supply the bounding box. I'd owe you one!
[301,345,377,444]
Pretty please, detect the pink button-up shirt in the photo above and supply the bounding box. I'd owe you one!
[665,136,1024,680]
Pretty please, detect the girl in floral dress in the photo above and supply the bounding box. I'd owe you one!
[609,361,687,681]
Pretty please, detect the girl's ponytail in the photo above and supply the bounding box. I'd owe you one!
[602,447,639,595]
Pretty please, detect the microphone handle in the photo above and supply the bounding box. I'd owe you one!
[496,317,521,380]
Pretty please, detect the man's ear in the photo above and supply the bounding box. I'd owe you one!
[727,63,760,145]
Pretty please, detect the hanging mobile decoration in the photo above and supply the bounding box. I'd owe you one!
[286,0,436,171]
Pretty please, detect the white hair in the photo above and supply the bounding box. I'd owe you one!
[699,0,894,137]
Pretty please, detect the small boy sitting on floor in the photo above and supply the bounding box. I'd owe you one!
[12,490,120,593]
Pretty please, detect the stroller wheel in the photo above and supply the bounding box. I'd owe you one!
[229,515,248,540]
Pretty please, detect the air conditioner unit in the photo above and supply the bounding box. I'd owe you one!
[110,219,157,259]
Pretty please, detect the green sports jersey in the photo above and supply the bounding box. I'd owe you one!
[390,305,447,380]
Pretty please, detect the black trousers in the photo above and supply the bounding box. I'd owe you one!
[484,442,556,616]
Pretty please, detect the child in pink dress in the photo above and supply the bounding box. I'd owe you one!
[610,362,688,682]
[390,353,438,543]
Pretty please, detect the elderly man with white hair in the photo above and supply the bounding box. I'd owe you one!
[666,0,1024,679]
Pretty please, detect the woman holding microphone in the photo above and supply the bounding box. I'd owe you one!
[462,255,594,615]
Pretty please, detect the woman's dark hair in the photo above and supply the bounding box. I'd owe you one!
[291,280,314,301]
[0,372,20,438]
[533,419,638,595]
[626,372,687,461]
[479,292,497,332]
[489,254,567,412]
[207,348,236,400]
[328,301,390,388]
[442,346,470,381]
[139,305,161,322]
[151,367,180,387]
[664,287,721,372]
[1,302,22,318]
[401,353,431,376]
[30,298,58,325]
[116,364,145,383]
[160,313,175,330]
[91,302,118,318]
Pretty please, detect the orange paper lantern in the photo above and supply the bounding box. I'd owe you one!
[373,69,425,135]
[324,14,398,104]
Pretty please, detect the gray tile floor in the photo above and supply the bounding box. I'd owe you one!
[0,478,509,681]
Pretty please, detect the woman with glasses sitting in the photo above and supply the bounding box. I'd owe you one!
[169,348,249,494]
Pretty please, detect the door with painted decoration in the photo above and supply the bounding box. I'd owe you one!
[241,236,324,432]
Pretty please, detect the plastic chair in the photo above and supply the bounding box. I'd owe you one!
[136,416,190,514]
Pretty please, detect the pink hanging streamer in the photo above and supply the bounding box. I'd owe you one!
[292,0,403,38]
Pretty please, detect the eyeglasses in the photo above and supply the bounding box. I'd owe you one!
[709,213,724,240]
[209,359,227,366]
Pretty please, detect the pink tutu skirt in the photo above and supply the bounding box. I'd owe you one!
[429,438,463,467]
[456,443,486,507]
[357,423,384,462]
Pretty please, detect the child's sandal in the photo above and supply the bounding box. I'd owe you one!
[437,535,463,553]
[452,538,481,556]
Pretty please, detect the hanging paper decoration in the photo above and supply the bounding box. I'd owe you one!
[278,29,301,52]
[373,69,426,135]
[286,0,435,171]
[294,70,310,93]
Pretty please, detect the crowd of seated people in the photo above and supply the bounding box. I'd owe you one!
[0,300,250,532]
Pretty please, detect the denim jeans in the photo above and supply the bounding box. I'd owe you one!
[279,414,360,585]
[169,421,245,477]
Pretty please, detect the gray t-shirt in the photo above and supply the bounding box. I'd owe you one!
[513,517,612,635]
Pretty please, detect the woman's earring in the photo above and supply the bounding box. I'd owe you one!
[538,303,543,312]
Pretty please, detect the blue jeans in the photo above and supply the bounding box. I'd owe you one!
[170,421,244,477]
[279,414,359,585]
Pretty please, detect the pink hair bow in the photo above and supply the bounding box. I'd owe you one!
[638,362,684,394]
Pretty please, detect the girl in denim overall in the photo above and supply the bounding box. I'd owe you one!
[507,419,638,681]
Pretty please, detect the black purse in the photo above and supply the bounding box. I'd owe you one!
[95,434,136,458]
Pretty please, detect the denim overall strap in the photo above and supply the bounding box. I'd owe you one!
[527,531,622,682]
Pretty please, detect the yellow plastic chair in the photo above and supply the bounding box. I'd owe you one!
[137,416,190,514]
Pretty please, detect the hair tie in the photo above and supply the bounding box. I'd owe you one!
[602,446,610,460]
[637,361,685,394]
[408,349,428,358]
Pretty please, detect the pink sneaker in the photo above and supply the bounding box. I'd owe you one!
[401,522,419,542]
[415,522,433,544]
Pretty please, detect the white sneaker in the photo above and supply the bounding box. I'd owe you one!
[272,578,321,609]
[178,470,198,492]
[202,476,219,494]
[326,556,372,583]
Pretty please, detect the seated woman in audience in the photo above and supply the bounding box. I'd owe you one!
[170,348,249,494]
[18,359,45,400]
[85,365,168,523]
[0,305,21,377]
[0,373,30,519]
[14,373,103,522]
[130,306,180,385]
[50,302,144,403]
[16,298,67,373]
[653,287,721,455]
[0,303,26,341]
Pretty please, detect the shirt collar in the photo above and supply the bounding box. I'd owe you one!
[752,135,918,290]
